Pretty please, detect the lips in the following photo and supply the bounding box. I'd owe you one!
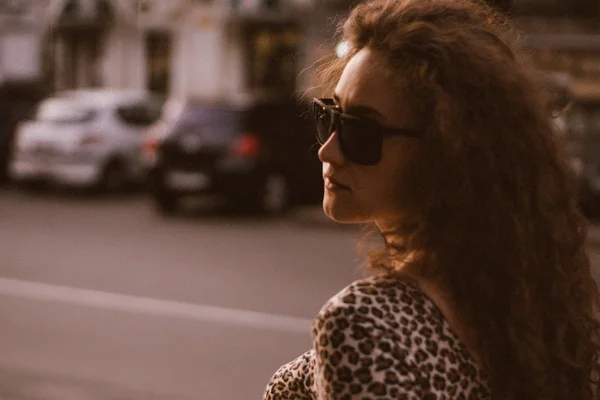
[324,176,351,191]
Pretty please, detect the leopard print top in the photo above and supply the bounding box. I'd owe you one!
[264,274,490,399]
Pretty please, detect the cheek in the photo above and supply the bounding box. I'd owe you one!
[367,145,415,212]
[323,167,404,224]
[322,142,416,223]
[365,171,401,210]
[348,167,400,217]
[323,185,374,223]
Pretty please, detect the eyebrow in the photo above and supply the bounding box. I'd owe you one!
[332,93,386,121]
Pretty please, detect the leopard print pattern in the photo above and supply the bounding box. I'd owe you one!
[264,274,490,399]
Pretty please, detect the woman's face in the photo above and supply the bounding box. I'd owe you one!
[318,48,419,230]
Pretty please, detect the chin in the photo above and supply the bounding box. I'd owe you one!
[322,193,370,224]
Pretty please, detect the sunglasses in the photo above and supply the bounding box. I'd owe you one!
[312,98,421,166]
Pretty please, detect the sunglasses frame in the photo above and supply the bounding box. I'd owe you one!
[312,97,421,165]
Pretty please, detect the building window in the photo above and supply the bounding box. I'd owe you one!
[50,31,101,90]
[145,31,171,94]
[245,24,299,94]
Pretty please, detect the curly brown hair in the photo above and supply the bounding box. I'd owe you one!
[312,0,600,398]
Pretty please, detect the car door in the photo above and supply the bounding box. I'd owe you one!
[259,101,322,205]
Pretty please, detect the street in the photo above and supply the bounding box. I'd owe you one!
[0,188,362,400]
[1,187,600,400]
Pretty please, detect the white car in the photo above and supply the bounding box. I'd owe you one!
[10,89,162,192]
[139,97,185,173]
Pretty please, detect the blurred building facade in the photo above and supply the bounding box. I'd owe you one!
[0,0,50,83]
[1,0,599,100]
[304,0,600,99]
[510,0,600,99]
[36,0,310,99]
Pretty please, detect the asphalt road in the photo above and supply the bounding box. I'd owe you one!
[1,187,600,400]
[0,187,364,400]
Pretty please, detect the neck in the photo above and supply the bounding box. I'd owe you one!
[375,218,400,236]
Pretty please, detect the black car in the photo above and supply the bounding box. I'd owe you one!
[146,96,323,215]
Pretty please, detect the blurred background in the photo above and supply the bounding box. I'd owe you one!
[2,0,600,399]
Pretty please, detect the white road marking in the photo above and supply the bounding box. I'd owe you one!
[0,277,313,335]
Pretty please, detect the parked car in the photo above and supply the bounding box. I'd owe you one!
[139,97,185,178]
[10,89,162,192]
[144,95,323,215]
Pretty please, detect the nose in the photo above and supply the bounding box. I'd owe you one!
[318,131,345,166]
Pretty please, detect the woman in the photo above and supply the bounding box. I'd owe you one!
[264,0,600,398]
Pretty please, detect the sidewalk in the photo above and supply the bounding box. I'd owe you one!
[0,368,195,400]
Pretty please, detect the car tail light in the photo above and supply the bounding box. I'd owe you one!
[142,137,159,154]
[230,133,260,158]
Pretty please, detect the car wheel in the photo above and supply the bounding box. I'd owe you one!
[253,172,291,216]
[20,180,47,193]
[100,161,128,194]
[153,190,179,215]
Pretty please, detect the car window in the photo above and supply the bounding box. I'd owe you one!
[35,98,96,123]
[117,101,162,127]
[177,105,240,125]
[175,106,239,128]
[170,105,241,142]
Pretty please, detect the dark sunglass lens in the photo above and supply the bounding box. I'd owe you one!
[340,118,382,165]
[313,103,332,144]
